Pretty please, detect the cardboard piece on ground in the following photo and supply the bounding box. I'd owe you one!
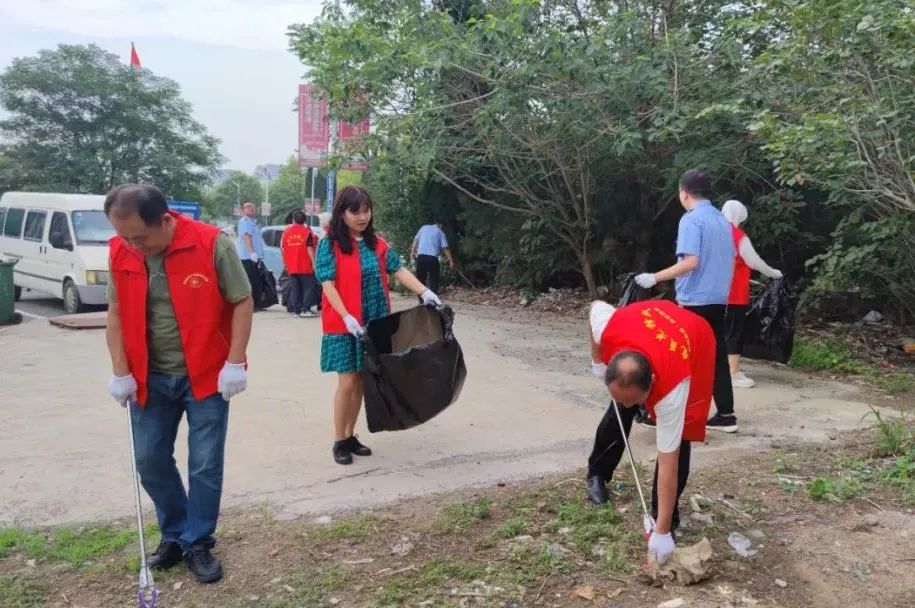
[49,312,107,330]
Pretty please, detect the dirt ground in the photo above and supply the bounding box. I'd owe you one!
[1,295,912,607]
[2,429,913,608]
[0,295,883,527]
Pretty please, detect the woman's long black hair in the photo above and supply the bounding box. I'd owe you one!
[327,186,377,255]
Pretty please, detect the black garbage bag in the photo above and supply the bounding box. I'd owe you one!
[255,260,279,309]
[740,278,799,364]
[362,305,467,433]
[618,273,651,307]
[278,270,292,311]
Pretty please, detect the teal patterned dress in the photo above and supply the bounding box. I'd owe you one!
[316,237,404,373]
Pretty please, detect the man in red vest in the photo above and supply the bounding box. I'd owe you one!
[280,209,318,317]
[586,299,715,564]
[104,184,254,584]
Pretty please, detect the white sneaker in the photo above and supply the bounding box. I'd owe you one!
[731,372,755,389]
[299,311,317,318]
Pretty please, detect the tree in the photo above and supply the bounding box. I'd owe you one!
[732,0,915,319]
[0,44,221,198]
[203,171,264,220]
[268,157,328,221]
[292,0,775,294]
[290,0,910,318]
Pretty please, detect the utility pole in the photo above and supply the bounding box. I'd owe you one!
[325,0,340,212]
[326,119,337,212]
[259,167,272,225]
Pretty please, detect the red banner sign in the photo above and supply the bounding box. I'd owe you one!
[298,84,329,168]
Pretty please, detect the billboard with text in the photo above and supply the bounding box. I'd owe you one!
[298,84,329,168]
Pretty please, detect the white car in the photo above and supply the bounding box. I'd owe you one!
[0,192,113,314]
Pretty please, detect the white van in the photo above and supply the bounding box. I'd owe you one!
[0,192,113,314]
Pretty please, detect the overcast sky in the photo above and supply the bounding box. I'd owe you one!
[0,0,325,173]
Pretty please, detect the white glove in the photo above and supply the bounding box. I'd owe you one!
[218,361,247,401]
[769,269,783,279]
[250,253,259,264]
[635,273,657,289]
[420,289,442,308]
[648,531,676,565]
[343,314,365,338]
[107,373,137,406]
[591,361,607,380]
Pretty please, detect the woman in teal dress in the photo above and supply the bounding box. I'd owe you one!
[317,186,442,465]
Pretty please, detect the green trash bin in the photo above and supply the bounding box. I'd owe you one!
[0,258,23,326]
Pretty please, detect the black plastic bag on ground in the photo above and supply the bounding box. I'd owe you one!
[362,305,467,433]
[255,260,279,309]
[278,270,292,311]
[618,273,652,307]
[740,278,799,364]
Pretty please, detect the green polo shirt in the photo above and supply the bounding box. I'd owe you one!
[107,234,251,375]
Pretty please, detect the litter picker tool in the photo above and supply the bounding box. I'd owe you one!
[126,403,158,608]
[454,268,476,289]
[610,399,654,539]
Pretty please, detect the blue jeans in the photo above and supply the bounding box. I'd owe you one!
[130,373,229,551]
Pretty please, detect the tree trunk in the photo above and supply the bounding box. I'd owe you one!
[633,225,652,272]
[579,251,597,298]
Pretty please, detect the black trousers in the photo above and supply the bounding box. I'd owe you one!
[289,273,318,314]
[241,259,264,308]
[682,304,735,416]
[415,254,441,294]
[587,402,692,527]
[725,304,749,355]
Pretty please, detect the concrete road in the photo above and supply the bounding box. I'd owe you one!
[0,296,880,527]
[14,291,106,321]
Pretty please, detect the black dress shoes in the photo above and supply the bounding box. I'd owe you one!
[586,475,609,505]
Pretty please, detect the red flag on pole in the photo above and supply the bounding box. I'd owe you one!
[130,43,141,68]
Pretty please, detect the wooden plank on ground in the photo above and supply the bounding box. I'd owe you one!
[48,311,107,330]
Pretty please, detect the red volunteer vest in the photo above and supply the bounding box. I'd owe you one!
[281,224,315,275]
[110,213,235,406]
[728,224,751,306]
[599,300,715,442]
[321,237,391,334]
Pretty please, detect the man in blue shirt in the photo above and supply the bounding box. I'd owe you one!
[635,169,738,432]
[236,201,266,308]
[410,222,455,295]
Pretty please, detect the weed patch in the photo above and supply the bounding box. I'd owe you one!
[0,573,48,608]
[808,476,863,502]
[231,565,352,608]
[307,515,379,542]
[440,497,492,534]
[864,407,913,457]
[790,335,868,374]
[878,450,915,504]
[0,523,158,567]
[374,560,488,606]
[876,373,915,395]
[492,517,527,540]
